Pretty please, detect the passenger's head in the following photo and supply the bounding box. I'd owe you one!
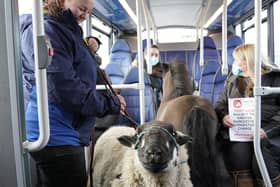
[85,36,102,53]
[232,44,271,83]
[45,0,94,23]
[144,45,160,67]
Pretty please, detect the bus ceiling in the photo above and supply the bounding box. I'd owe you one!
[92,0,276,37]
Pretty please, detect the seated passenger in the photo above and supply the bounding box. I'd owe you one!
[119,45,163,125]
[215,44,280,187]
[132,44,163,109]
[85,36,102,66]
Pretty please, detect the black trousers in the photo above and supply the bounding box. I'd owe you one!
[30,146,87,187]
[224,139,280,179]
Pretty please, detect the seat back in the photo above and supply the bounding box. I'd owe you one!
[211,35,243,106]
[104,63,124,84]
[118,67,156,125]
[212,67,228,106]
[192,36,221,91]
[199,60,220,104]
[106,39,132,83]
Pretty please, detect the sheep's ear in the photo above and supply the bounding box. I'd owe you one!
[176,134,192,146]
[118,135,137,147]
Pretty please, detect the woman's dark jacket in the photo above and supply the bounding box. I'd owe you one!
[20,10,120,146]
[215,69,280,142]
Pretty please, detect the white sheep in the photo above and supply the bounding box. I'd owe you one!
[92,121,193,187]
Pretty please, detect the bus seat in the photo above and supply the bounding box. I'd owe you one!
[104,63,124,84]
[210,36,242,106]
[227,35,244,69]
[118,67,156,125]
[193,36,221,91]
[199,60,220,104]
[107,39,132,83]
[212,67,228,106]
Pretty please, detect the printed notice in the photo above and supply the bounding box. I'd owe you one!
[228,98,255,142]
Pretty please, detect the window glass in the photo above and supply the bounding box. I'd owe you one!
[243,10,267,30]
[18,0,32,15]
[89,16,111,69]
[274,0,280,65]
[244,22,267,57]
[91,29,110,69]
[235,24,242,38]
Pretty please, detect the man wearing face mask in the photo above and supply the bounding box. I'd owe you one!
[215,44,280,187]
[144,45,163,109]
[119,45,163,125]
[131,44,163,109]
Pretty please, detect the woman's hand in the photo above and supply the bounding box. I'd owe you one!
[117,95,126,114]
[222,115,233,128]
[249,128,267,139]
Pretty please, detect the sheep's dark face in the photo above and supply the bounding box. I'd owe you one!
[118,121,190,173]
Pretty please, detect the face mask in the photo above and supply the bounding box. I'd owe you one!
[150,56,159,66]
[232,64,244,76]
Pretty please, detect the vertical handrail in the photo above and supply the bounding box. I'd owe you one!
[221,0,228,75]
[199,0,212,67]
[23,0,50,151]
[144,0,158,45]
[199,28,204,66]
[254,0,272,186]
[136,0,145,124]
[141,0,152,74]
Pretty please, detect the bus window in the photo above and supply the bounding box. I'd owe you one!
[18,0,32,15]
[274,0,280,65]
[243,10,268,57]
[90,17,111,69]
[91,30,110,69]
[235,24,242,38]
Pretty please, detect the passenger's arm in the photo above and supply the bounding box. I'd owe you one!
[44,23,121,117]
[215,80,230,124]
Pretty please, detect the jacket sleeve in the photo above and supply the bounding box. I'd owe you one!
[215,80,230,123]
[43,22,120,117]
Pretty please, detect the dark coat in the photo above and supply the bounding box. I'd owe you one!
[20,10,120,146]
[215,70,280,134]
[215,69,280,163]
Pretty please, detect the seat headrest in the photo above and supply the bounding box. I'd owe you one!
[202,61,220,75]
[111,39,130,53]
[124,67,150,85]
[105,63,124,77]
[197,36,217,50]
[227,35,244,49]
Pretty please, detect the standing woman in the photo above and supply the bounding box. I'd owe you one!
[20,0,126,186]
[215,44,280,187]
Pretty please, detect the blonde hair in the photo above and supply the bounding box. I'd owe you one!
[44,0,64,17]
[233,44,272,83]
[233,44,272,96]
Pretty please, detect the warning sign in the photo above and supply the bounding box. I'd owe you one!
[228,98,255,142]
